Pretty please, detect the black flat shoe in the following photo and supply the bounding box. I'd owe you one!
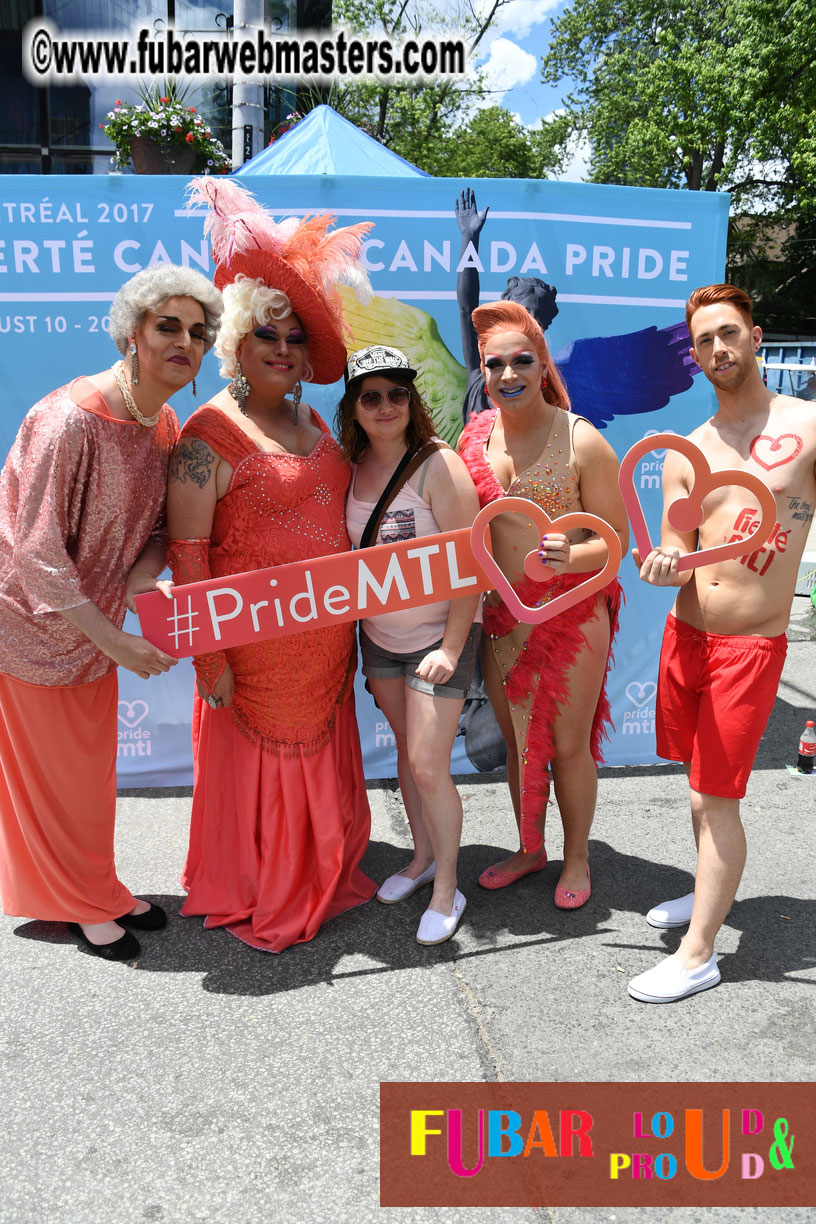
[116,902,167,931]
[67,923,140,961]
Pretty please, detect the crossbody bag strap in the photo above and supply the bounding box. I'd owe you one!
[359,440,444,550]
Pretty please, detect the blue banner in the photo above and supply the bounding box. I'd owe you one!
[0,174,729,784]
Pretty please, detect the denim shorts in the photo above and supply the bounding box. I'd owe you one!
[360,623,481,699]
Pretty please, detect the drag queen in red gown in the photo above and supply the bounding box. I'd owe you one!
[167,180,376,952]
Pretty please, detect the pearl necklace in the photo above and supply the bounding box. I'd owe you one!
[111,361,161,428]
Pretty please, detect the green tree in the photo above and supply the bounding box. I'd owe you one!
[540,0,816,327]
[293,0,547,176]
[542,0,815,204]
[432,106,548,178]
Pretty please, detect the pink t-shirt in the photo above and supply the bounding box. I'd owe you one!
[346,467,452,654]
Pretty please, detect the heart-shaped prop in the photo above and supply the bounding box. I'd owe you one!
[619,433,777,572]
[469,497,622,624]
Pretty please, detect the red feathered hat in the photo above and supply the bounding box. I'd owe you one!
[189,178,373,385]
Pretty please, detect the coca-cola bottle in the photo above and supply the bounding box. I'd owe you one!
[798,720,816,774]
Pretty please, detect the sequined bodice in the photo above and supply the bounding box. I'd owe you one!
[459,405,581,517]
[0,380,178,686]
[459,406,587,591]
[179,405,352,578]
[174,404,356,751]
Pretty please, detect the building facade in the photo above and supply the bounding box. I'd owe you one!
[0,0,328,173]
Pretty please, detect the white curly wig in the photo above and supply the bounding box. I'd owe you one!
[215,276,314,381]
[109,264,223,353]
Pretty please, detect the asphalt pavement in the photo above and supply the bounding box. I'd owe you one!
[2,593,814,1224]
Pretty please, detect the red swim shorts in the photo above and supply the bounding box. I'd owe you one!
[656,614,787,799]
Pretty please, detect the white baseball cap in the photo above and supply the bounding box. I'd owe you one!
[345,345,417,385]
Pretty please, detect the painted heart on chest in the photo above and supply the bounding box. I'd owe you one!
[469,496,622,624]
[619,433,777,572]
[749,433,803,471]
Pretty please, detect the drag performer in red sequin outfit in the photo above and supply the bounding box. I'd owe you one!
[167,180,376,952]
[458,301,628,908]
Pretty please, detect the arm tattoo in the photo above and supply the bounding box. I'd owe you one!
[169,437,215,488]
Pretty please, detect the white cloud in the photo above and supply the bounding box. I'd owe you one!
[472,0,558,42]
[554,135,592,183]
[479,37,538,99]
[531,109,591,181]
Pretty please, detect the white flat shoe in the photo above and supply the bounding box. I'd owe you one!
[416,890,467,946]
[628,953,720,1003]
[646,891,695,929]
[377,861,436,904]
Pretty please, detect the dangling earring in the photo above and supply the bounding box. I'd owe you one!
[291,380,302,425]
[229,360,251,416]
[192,375,197,398]
[540,373,548,391]
[129,343,140,386]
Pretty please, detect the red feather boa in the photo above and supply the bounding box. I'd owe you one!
[460,407,622,853]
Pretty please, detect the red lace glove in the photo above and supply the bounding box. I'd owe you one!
[167,538,226,696]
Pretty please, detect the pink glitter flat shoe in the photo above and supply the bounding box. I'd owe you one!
[554,865,591,909]
[478,850,548,891]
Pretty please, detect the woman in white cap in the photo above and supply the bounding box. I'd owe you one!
[167,179,377,953]
[337,347,480,945]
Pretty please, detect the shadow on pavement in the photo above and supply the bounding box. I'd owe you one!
[13,840,815,997]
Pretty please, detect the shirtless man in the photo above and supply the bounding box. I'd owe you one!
[628,283,816,1004]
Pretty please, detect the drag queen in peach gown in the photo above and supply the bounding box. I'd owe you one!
[0,265,222,960]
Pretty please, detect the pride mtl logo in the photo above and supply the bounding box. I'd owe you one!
[117,700,152,759]
[622,679,657,736]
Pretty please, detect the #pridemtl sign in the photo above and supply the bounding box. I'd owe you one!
[135,437,777,658]
[135,498,623,656]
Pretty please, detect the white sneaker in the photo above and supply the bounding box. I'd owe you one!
[416,890,467,945]
[628,953,720,1003]
[377,861,436,904]
[646,891,695,929]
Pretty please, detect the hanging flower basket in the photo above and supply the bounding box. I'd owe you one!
[103,95,231,175]
[129,136,197,175]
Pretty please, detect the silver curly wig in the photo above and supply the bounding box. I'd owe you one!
[109,264,223,354]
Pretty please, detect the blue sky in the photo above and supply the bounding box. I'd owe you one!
[467,0,589,179]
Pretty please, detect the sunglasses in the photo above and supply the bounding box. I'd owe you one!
[357,387,411,411]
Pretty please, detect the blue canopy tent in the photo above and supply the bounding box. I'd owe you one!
[234,104,427,178]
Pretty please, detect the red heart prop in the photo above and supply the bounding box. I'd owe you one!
[749,433,803,471]
[619,433,777,572]
[469,497,622,624]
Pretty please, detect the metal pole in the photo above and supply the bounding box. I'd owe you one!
[232,0,266,167]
